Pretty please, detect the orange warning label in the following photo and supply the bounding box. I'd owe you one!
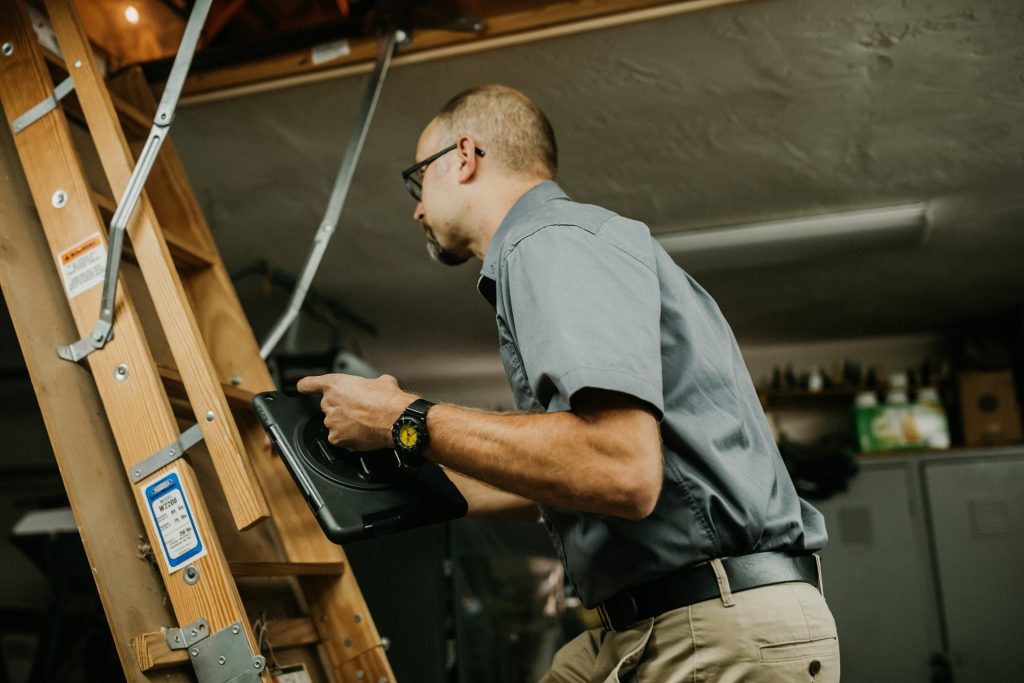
[60,234,101,265]
[57,232,107,299]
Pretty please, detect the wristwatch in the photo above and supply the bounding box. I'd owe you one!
[391,398,435,464]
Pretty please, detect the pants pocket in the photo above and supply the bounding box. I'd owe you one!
[759,636,839,663]
[602,619,655,683]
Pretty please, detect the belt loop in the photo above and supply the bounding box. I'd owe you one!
[710,558,735,607]
[814,554,825,597]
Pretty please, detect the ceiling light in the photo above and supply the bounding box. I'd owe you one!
[656,203,927,273]
[124,5,140,24]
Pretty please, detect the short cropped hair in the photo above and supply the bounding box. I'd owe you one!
[434,85,557,179]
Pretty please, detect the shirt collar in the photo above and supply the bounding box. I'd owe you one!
[477,180,569,306]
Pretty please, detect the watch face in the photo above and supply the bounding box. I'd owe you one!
[397,421,420,449]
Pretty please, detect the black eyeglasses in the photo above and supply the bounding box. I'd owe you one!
[401,143,485,201]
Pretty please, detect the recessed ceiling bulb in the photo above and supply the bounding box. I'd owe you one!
[124,5,140,24]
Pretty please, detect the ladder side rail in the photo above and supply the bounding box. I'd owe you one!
[0,107,190,683]
[0,4,271,680]
[106,69,349,565]
[45,0,271,532]
[109,67,400,683]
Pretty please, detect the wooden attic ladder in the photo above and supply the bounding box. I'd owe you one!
[0,1,395,681]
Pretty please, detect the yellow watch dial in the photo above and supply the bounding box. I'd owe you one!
[398,423,419,448]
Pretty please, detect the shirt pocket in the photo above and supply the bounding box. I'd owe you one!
[498,340,541,410]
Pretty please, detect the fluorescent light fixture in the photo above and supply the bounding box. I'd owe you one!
[656,203,927,273]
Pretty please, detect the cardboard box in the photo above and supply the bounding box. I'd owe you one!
[958,371,1023,447]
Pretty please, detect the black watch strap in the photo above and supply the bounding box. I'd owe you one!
[404,398,435,420]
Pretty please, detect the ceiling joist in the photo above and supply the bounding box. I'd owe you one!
[173,0,752,104]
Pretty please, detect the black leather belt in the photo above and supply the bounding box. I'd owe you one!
[596,551,819,631]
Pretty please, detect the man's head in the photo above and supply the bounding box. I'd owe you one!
[409,86,557,265]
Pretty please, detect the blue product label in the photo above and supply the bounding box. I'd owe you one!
[142,467,207,572]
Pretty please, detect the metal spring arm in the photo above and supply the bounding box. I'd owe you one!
[57,0,213,362]
[259,30,404,360]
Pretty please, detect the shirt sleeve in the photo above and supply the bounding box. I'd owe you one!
[505,220,664,417]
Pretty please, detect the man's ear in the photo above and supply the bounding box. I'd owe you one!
[454,135,480,183]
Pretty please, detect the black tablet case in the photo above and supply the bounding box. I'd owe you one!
[252,391,467,543]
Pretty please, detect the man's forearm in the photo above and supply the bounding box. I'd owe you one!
[444,470,541,521]
[424,399,662,520]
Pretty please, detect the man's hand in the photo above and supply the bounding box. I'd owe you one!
[296,373,417,451]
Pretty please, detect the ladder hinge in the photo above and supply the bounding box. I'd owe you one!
[165,618,267,683]
[131,423,205,483]
[11,75,75,134]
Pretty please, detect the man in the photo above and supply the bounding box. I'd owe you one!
[298,85,839,682]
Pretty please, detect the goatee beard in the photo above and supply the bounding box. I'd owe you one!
[425,227,469,266]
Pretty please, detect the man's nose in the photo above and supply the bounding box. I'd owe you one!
[412,202,425,222]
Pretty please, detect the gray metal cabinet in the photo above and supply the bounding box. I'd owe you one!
[924,454,1024,682]
[814,448,1024,683]
[814,464,943,682]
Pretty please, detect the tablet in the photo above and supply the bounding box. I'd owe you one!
[252,391,467,544]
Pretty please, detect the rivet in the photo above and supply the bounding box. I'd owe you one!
[1,42,13,57]
[232,625,240,634]
[133,469,141,478]
[354,614,362,624]
[74,59,82,68]
[51,190,68,208]
[218,656,226,665]
[356,671,365,679]
[190,648,198,656]
[168,449,176,456]
[183,565,199,585]
[115,363,129,380]
[381,636,391,651]
[344,638,352,647]
[206,410,215,421]
[190,628,198,637]
[254,659,262,669]
[230,375,242,386]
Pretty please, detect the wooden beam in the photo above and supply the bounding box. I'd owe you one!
[178,0,753,104]
[133,616,321,671]
[0,68,189,683]
[46,0,271,532]
[158,364,254,412]
[93,191,217,270]
[0,1,267,679]
[229,561,346,576]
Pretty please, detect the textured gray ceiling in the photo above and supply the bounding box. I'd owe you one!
[171,0,1024,378]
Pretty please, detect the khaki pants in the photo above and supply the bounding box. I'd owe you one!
[540,561,839,683]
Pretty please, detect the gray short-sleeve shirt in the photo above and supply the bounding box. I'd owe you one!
[478,181,827,607]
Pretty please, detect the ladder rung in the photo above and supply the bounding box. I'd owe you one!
[92,191,216,270]
[230,561,346,577]
[133,617,321,672]
[158,365,254,412]
[42,48,151,138]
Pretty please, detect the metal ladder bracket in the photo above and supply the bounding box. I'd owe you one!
[165,619,266,683]
[11,74,74,133]
[55,319,112,362]
[259,29,401,359]
[55,0,212,364]
[131,423,205,483]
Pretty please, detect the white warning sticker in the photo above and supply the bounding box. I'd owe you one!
[311,39,351,66]
[141,466,207,573]
[57,232,106,299]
